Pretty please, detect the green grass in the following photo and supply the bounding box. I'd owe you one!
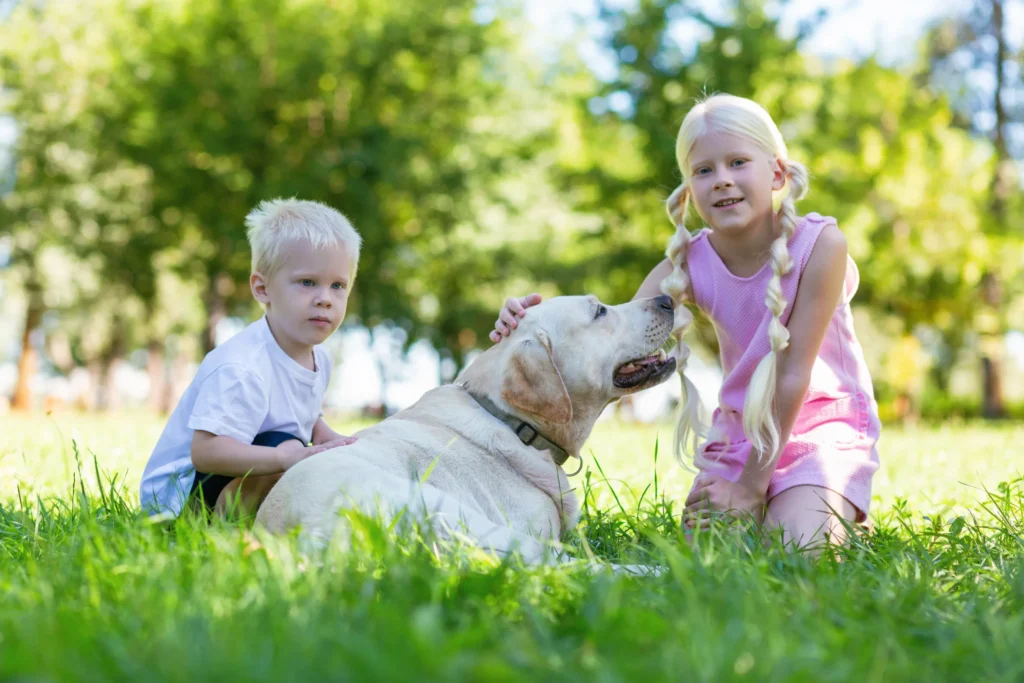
[0,411,1022,681]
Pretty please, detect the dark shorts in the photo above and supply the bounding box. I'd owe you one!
[188,431,304,514]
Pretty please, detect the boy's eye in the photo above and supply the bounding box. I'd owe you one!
[301,279,314,287]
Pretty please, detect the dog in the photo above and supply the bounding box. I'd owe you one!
[256,295,677,564]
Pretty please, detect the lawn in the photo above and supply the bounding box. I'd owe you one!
[0,411,1022,681]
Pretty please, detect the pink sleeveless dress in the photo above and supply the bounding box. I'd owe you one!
[687,213,881,519]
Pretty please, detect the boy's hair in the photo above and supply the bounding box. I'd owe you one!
[662,93,810,470]
[245,198,362,282]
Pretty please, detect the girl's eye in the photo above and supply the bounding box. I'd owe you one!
[696,167,711,175]
[332,282,345,290]
[732,159,747,167]
[594,305,607,320]
[301,279,314,287]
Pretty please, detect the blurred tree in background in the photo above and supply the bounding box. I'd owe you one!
[0,0,1021,418]
[924,0,1024,417]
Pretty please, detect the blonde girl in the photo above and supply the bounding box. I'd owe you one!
[491,94,880,551]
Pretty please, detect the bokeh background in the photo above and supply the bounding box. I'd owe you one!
[1,0,1022,428]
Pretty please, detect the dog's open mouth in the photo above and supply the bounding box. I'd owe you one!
[613,349,677,389]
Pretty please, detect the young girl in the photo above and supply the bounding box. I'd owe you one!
[490,94,880,551]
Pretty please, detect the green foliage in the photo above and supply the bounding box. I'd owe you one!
[1,0,1022,404]
[0,1,196,371]
[546,0,1022,350]
[98,0,539,360]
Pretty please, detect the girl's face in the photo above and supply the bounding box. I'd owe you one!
[685,130,785,234]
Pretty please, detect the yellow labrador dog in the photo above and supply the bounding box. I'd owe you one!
[256,295,677,564]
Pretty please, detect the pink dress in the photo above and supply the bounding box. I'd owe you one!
[688,213,880,519]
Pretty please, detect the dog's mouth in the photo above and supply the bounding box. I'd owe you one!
[613,349,677,389]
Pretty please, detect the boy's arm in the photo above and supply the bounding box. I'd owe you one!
[191,430,306,476]
[311,417,340,445]
[311,417,358,447]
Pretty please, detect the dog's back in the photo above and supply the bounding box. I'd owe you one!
[256,385,575,556]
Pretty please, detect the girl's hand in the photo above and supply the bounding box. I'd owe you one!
[683,472,766,529]
[489,294,543,343]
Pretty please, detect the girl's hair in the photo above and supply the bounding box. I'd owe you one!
[245,198,362,281]
[662,94,809,469]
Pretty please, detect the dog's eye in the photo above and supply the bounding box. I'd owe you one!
[594,305,607,320]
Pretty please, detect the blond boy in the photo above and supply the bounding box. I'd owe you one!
[140,199,362,518]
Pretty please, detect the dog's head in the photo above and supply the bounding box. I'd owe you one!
[463,295,677,432]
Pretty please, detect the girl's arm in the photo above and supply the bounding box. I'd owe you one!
[491,257,691,343]
[737,224,851,494]
[632,258,694,301]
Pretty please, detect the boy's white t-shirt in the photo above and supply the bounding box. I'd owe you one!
[139,316,331,517]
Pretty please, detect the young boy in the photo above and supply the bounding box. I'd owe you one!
[140,198,362,519]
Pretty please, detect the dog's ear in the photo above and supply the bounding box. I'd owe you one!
[500,331,572,425]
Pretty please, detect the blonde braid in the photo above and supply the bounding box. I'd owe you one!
[742,160,810,465]
[661,182,706,468]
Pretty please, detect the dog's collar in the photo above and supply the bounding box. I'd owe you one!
[458,385,578,472]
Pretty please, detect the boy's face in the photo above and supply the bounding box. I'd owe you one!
[250,239,353,361]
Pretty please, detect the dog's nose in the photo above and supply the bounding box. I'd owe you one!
[655,295,674,312]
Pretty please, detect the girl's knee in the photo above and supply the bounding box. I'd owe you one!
[765,485,857,552]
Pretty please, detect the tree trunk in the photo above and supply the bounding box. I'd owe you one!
[990,0,1012,217]
[981,356,1005,419]
[202,272,232,354]
[146,340,167,413]
[978,0,1010,419]
[95,356,117,412]
[94,315,128,412]
[11,279,44,411]
[978,273,1006,419]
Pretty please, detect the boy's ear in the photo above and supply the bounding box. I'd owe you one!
[250,272,270,304]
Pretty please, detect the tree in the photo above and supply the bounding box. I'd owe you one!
[521,0,1014,392]
[924,0,1024,416]
[103,0,518,360]
[0,1,162,409]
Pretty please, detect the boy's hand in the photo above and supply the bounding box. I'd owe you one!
[489,293,543,343]
[309,435,358,454]
[275,436,358,471]
[683,473,765,529]
[275,439,313,471]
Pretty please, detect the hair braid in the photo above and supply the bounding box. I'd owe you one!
[661,182,706,467]
[741,160,809,464]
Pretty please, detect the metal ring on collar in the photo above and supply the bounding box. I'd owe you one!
[564,455,584,477]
